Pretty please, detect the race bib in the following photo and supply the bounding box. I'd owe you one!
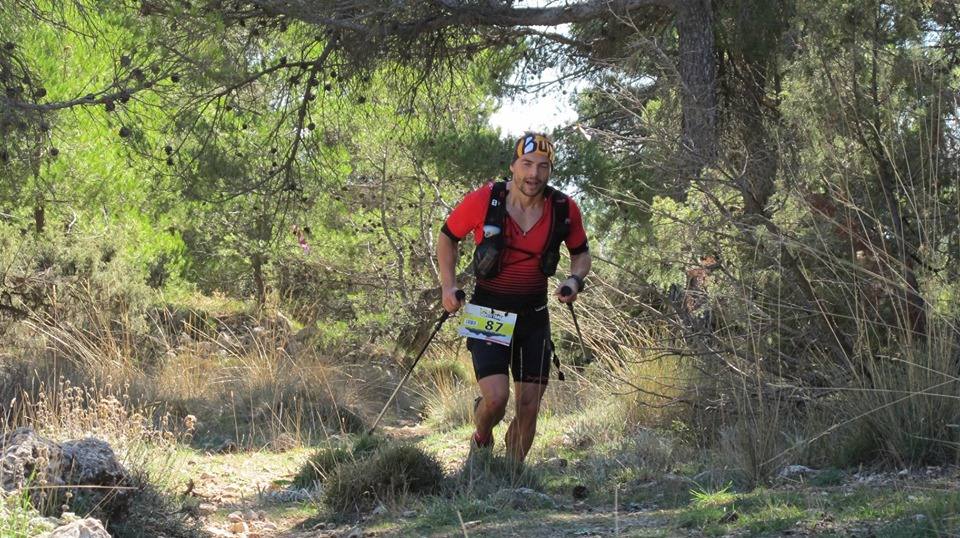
[458,303,518,347]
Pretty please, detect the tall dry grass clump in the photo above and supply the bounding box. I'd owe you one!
[415,356,474,431]
[543,282,699,443]
[829,322,960,467]
[148,319,368,448]
[2,289,367,452]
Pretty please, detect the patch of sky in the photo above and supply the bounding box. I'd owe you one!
[488,18,590,137]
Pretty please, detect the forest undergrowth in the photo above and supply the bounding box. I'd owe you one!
[2,270,960,536]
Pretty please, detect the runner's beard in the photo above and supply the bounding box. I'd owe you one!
[517,177,547,198]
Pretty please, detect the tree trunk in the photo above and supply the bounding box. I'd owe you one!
[33,203,44,234]
[676,0,718,182]
[736,60,777,216]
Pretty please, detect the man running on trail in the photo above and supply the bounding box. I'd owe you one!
[436,132,592,463]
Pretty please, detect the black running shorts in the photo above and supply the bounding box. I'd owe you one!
[467,306,552,385]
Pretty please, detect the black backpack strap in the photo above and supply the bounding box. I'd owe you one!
[472,181,510,279]
[541,186,570,251]
[551,189,570,248]
[539,186,571,277]
[485,181,508,229]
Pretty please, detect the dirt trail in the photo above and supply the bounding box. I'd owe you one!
[183,449,316,537]
[187,433,680,538]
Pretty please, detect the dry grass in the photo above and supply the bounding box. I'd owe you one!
[0,379,206,537]
[6,379,188,451]
[150,330,368,447]
[717,410,790,486]
[847,326,960,466]
[415,355,475,431]
[2,297,369,452]
[0,291,365,536]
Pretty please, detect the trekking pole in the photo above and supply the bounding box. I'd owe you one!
[367,289,466,435]
[560,286,589,363]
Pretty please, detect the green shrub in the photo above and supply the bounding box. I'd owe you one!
[0,224,156,324]
[323,444,444,514]
[292,434,385,489]
[294,447,352,489]
[810,468,844,487]
[103,472,206,538]
[0,487,50,537]
[350,433,386,454]
[274,256,356,326]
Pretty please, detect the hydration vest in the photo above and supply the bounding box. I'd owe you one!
[471,181,571,280]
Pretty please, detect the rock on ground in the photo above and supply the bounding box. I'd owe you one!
[40,518,111,538]
[60,438,127,486]
[1,427,66,493]
[1,427,131,515]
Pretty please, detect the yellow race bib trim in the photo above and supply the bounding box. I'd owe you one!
[457,303,518,347]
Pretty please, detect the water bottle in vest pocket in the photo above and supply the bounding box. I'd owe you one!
[473,225,503,279]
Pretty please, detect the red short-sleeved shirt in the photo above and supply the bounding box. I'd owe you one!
[443,182,589,297]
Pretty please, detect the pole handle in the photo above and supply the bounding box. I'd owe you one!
[560,285,575,314]
[437,290,467,327]
[440,289,467,322]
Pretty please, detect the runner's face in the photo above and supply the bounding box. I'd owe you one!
[509,153,551,197]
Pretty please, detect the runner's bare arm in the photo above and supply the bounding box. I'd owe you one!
[437,232,464,312]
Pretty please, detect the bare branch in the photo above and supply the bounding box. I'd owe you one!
[430,0,677,27]
[249,0,676,35]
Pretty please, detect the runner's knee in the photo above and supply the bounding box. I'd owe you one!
[483,394,509,413]
[515,398,541,420]
[515,387,544,410]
